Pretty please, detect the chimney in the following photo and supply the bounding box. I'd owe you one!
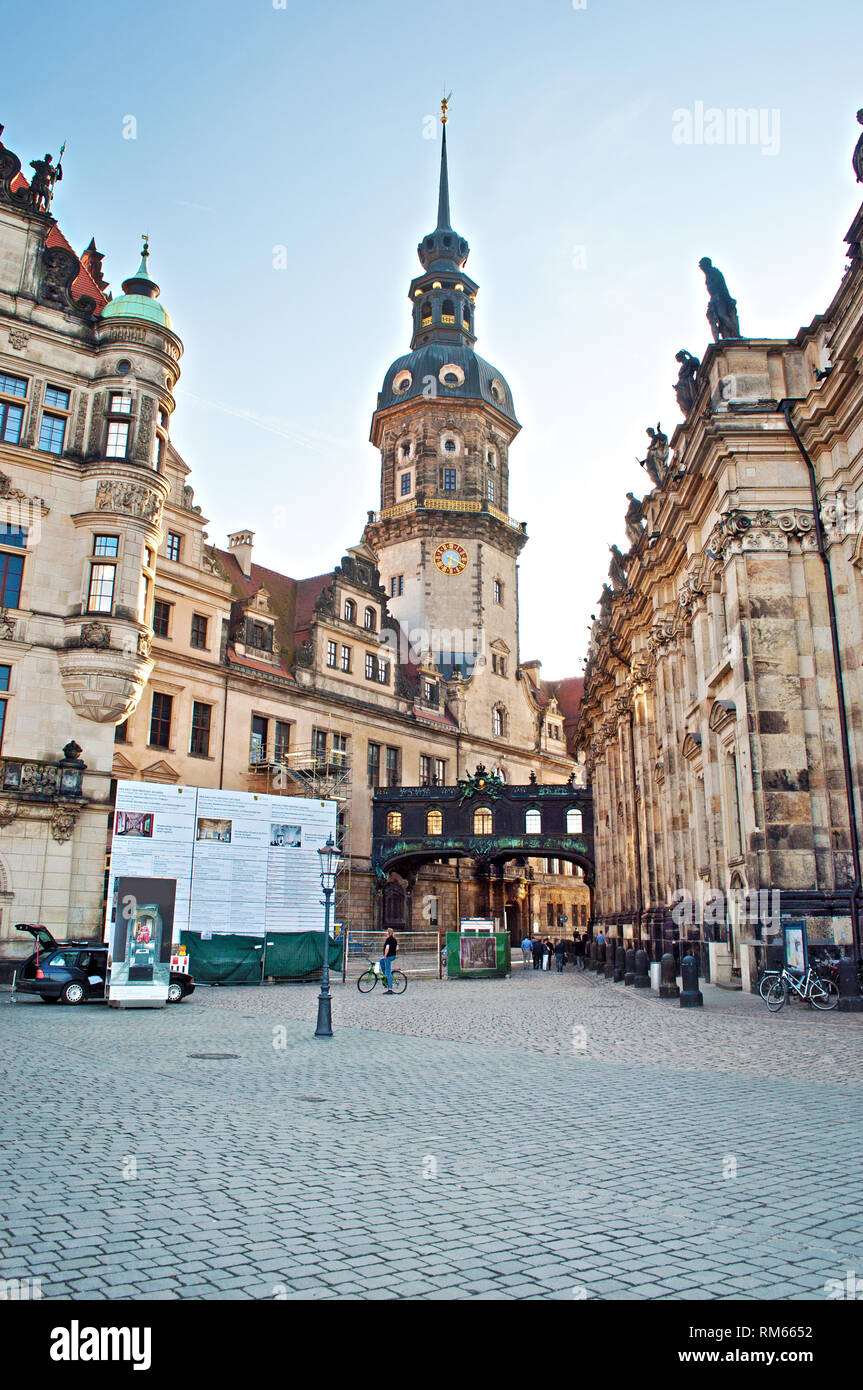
[228,529,254,578]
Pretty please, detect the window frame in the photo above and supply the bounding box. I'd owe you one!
[152,599,172,639]
[190,701,212,757]
[149,691,173,750]
[190,613,209,650]
[86,562,116,615]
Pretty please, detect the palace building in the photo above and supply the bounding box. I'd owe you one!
[574,123,863,990]
[0,113,588,970]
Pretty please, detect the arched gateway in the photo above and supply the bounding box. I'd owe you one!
[371,766,594,944]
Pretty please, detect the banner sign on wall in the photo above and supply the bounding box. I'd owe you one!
[106,781,338,944]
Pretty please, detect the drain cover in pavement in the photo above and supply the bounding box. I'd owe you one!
[188,1053,239,1060]
[296,1095,327,1103]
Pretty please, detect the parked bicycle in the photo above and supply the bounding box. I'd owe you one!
[757,968,782,1000]
[765,966,839,1012]
[356,958,408,995]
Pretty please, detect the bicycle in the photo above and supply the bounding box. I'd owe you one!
[765,966,839,1012]
[356,958,407,995]
[757,968,782,1000]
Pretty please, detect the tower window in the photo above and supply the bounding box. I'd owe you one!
[487,478,495,503]
[390,574,404,597]
[444,439,456,453]
[364,606,376,632]
[400,472,412,497]
[344,598,356,623]
[443,372,459,386]
[492,706,507,738]
[493,579,503,604]
[443,468,456,491]
[401,441,411,457]
[421,301,432,326]
[473,807,493,836]
[441,300,455,324]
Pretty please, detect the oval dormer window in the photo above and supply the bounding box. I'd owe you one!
[439,363,465,389]
[393,370,412,395]
[490,379,504,405]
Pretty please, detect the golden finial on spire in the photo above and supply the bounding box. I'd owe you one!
[441,90,452,126]
[142,232,150,256]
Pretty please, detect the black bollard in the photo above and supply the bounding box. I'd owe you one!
[659,951,679,999]
[591,941,601,974]
[604,941,615,980]
[679,953,704,1008]
[614,945,625,983]
[624,947,636,986]
[837,957,863,1013]
[634,948,650,988]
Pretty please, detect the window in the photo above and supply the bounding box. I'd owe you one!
[250,715,268,764]
[274,721,291,762]
[87,563,115,613]
[106,421,129,458]
[400,472,412,497]
[93,535,119,558]
[487,477,495,503]
[332,733,348,767]
[526,808,542,834]
[109,391,132,414]
[191,614,208,650]
[473,806,493,835]
[0,401,24,444]
[152,600,171,638]
[312,728,328,763]
[421,301,432,326]
[166,532,182,563]
[114,719,129,744]
[386,811,402,836]
[444,439,457,453]
[344,598,356,623]
[38,413,66,454]
[441,299,455,324]
[0,373,27,398]
[152,433,165,470]
[433,757,446,787]
[327,640,338,668]
[365,653,375,681]
[247,619,273,653]
[385,745,401,787]
[566,808,583,834]
[149,692,173,749]
[547,904,555,928]
[0,553,24,608]
[45,385,70,411]
[420,755,432,786]
[0,525,26,548]
[492,706,507,738]
[364,606,376,631]
[390,574,404,597]
[427,809,443,835]
[377,659,389,685]
[400,441,411,458]
[367,741,381,788]
[443,467,456,491]
[340,645,351,673]
[0,664,9,754]
[423,680,438,706]
[493,579,503,605]
[190,701,212,757]
[492,653,507,678]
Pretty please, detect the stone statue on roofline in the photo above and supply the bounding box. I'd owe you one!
[639,423,669,488]
[699,257,740,340]
[28,145,64,214]
[608,544,627,592]
[853,110,863,184]
[673,349,700,416]
[624,493,644,549]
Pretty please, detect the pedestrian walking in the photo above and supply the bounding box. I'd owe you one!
[521,934,533,969]
[573,932,586,970]
[542,937,553,971]
[531,936,543,970]
[554,938,566,972]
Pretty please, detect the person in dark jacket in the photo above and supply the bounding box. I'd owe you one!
[554,938,566,972]
[573,932,586,970]
[531,936,543,970]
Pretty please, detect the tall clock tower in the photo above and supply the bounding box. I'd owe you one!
[364,104,537,748]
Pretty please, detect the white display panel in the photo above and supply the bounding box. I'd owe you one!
[106,782,337,940]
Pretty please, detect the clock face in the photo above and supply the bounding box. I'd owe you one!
[433,542,469,576]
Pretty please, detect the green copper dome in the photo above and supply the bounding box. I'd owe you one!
[100,239,172,329]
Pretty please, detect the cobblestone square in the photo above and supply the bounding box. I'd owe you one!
[1,968,861,1300]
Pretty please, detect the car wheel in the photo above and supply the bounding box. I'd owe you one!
[60,980,86,1005]
[167,980,184,1003]
[40,995,61,1004]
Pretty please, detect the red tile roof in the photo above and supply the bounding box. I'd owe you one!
[45,224,109,314]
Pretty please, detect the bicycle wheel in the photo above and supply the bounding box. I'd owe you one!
[766,979,787,1012]
[759,972,777,1000]
[390,969,408,995]
[810,978,839,1011]
[357,970,377,993]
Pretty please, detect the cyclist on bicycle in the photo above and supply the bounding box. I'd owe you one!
[379,928,398,994]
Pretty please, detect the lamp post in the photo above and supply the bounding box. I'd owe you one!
[315,834,341,1038]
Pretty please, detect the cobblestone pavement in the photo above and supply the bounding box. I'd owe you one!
[1,969,861,1300]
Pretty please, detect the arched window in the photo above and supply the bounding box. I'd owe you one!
[463,305,472,329]
[492,706,507,738]
[386,811,402,835]
[364,606,376,632]
[444,438,457,453]
[421,301,432,326]
[441,299,455,324]
[427,809,443,836]
[566,808,583,834]
[473,806,493,835]
[344,599,355,623]
[525,808,542,834]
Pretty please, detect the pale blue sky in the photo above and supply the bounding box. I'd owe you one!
[4,0,862,675]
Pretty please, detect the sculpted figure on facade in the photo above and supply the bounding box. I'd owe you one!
[699,257,741,340]
[624,492,644,548]
[854,109,863,184]
[28,150,63,213]
[673,349,700,415]
[639,423,669,488]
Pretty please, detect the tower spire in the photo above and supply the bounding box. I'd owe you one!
[438,93,452,230]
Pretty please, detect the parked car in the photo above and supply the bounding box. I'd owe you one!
[12,924,195,1005]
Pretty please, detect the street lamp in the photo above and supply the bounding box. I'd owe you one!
[315,834,342,1038]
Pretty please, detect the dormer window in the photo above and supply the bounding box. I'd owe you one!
[344,599,356,623]
[364,606,376,632]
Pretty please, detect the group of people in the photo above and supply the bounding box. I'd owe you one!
[520,930,601,973]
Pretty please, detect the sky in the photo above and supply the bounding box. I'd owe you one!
[3,0,862,677]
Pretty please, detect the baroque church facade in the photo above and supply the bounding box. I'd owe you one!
[0,115,587,968]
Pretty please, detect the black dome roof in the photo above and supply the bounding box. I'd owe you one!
[378,343,519,426]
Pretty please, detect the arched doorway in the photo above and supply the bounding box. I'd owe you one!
[504,902,521,946]
[381,879,406,931]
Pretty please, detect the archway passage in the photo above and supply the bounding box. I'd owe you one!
[372,776,594,940]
